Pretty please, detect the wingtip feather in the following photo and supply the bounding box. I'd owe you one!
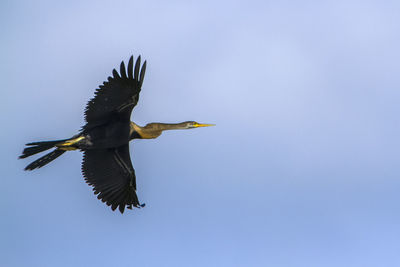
[134,56,141,80]
[112,69,120,79]
[120,61,127,78]
[128,56,134,79]
[139,61,147,87]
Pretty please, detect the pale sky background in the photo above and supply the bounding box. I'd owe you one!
[2,0,400,266]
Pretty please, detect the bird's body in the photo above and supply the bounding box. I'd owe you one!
[20,55,213,213]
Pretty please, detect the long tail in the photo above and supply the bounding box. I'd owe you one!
[20,137,80,171]
[20,139,67,159]
[24,149,66,170]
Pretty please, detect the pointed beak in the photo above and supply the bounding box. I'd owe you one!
[194,123,216,128]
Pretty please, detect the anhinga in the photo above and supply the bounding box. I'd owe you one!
[20,55,214,213]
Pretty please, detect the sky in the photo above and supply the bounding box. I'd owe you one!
[2,0,400,266]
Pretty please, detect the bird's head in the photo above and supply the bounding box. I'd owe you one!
[184,121,216,129]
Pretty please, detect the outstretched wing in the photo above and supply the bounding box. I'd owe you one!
[81,145,143,213]
[83,55,147,130]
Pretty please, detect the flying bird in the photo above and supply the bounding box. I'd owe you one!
[20,55,214,213]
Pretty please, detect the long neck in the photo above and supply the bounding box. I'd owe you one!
[130,122,188,139]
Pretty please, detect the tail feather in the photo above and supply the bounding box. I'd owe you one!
[20,139,68,159]
[20,144,56,159]
[20,138,71,170]
[24,149,66,171]
[26,139,67,146]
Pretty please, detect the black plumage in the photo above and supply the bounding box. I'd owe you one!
[83,56,146,131]
[20,55,213,213]
[78,56,147,212]
[21,56,147,213]
[82,145,143,213]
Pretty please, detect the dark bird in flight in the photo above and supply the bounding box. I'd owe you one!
[20,55,214,213]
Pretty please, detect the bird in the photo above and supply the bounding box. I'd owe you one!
[19,55,214,213]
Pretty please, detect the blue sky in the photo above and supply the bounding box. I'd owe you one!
[2,0,400,266]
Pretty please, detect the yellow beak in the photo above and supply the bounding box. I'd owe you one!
[194,123,216,128]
